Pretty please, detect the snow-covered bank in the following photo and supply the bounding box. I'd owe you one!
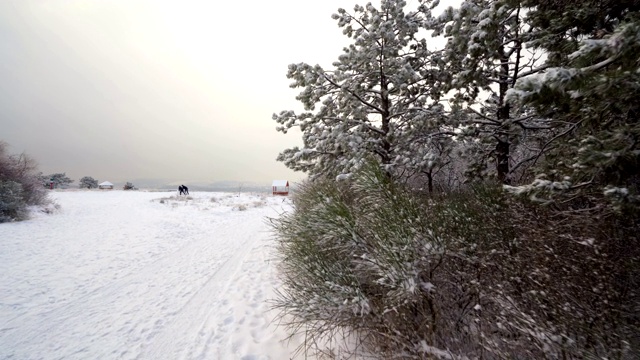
[0,190,303,359]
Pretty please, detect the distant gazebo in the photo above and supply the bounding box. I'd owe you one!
[98,181,114,190]
[272,180,289,196]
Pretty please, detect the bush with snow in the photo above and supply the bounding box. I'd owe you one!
[0,141,48,222]
[0,180,28,222]
[271,163,640,358]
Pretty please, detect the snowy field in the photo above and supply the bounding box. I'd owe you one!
[0,190,305,359]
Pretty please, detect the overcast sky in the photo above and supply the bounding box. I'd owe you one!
[0,0,451,186]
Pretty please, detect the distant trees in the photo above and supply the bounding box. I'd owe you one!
[123,182,136,190]
[79,176,99,189]
[45,173,74,189]
[0,141,48,222]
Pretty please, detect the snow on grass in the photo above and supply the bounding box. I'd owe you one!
[0,190,303,359]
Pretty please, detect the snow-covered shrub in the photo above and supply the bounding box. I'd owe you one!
[0,141,48,222]
[272,163,461,358]
[272,163,640,359]
[0,180,28,222]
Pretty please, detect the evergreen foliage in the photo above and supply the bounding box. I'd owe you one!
[46,173,74,189]
[521,0,640,64]
[273,0,450,181]
[0,180,27,222]
[272,0,640,357]
[505,2,640,211]
[424,0,552,184]
[79,176,99,189]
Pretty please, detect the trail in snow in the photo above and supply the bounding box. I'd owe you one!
[0,190,304,359]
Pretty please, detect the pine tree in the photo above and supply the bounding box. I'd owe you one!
[79,176,99,189]
[426,0,551,184]
[274,0,449,181]
[506,0,640,209]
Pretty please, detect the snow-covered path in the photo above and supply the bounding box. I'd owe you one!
[0,191,302,359]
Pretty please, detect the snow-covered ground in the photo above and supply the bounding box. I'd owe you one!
[0,190,305,359]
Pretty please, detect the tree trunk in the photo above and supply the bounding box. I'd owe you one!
[497,41,511,184]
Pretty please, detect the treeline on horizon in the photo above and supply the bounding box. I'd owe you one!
[271,0,639,358]
[0,142,143,222]
[0,143,283,222]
